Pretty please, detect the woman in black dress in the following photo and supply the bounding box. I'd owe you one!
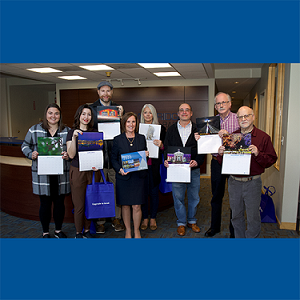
[111,112,149,238]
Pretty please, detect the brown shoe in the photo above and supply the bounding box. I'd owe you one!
[187,223,201,233]
[96,224,105,234]
[177,225,186,236]
[140,219,148,230]
[112,219,125,232]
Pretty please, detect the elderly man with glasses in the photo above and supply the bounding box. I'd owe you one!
[217,106,277,238]
[196,92,240,237]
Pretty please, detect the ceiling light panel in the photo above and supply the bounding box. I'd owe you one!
[27,67,62,73]
[154,72,181,77]
[138,63,172,69]
[79,65,114,71]
[58,76,87,80]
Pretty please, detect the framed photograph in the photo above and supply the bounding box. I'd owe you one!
[166,146,191,164]
[222,133,251,152]
[196,116,220,134]
[121,151,148,173]
[97,106,120,122]
[37,137,62,156]
[78,132,103,151]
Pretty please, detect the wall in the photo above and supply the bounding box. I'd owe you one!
[0,77,9,137]
[1,77,56,139]
[249,63,300,228]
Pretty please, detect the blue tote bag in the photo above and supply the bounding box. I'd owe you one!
[85,170,115,219]
[159,157,172,194]
[260,186,277,223]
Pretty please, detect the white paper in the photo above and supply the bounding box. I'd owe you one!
[38,156,63,175]
[139,123,161,158]
[221,153,251,175]
[197,134,222,154]
[146,140,159,158]
[79,151,103,171]
[166,164,191,183]
[98,122,120,140]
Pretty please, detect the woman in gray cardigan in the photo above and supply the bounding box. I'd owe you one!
[21,103,70,238]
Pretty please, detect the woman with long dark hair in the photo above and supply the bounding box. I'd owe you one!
[67,104,98,238]
[21,103,70,238]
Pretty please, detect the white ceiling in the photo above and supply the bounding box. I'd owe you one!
[0,63,264,106]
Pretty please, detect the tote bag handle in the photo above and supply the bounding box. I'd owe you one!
[91,169,107,188]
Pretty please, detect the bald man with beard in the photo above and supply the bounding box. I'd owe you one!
[218,106,277,238]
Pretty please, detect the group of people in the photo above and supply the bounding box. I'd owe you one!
[21,81,277,239]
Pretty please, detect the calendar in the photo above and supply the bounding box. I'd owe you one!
[166,164,191,183]
[38,156,63,175]
[79,151,103,171]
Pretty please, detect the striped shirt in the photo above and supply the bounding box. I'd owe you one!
[177,121,192,146]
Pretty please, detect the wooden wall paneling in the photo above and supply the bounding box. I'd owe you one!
[78,89,98,106]
[60,89,80,128]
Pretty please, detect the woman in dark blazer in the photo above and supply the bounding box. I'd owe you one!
[111,112,149,238]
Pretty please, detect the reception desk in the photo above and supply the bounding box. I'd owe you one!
[0,138,174,223]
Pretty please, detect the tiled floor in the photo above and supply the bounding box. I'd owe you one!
[0,178,299,238]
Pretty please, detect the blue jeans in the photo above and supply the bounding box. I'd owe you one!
[172,168,200,226]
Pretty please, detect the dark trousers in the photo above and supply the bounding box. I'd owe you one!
[142,166,160,219]
[210,158,234,237]
[39,175,65,233]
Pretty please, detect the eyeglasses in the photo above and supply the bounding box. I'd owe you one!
[237,114,253,120]
[215,101,230,107]
[179,108,191,112]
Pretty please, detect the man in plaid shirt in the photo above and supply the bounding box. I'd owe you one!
[198,92,240,237]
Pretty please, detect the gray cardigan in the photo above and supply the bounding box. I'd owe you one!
[21,123,71,196]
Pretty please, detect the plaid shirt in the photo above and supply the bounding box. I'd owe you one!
[213,111,240,156]
[219,111,240,133]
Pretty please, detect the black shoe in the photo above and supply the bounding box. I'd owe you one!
[43,233,50,238]
[54,231,67,238]
[75,233,84,239]
[83,231,94,238]
[205,228,220,237]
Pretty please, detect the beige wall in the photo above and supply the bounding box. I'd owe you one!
[249,63,300,227]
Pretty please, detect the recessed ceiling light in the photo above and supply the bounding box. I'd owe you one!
[79,65,114,71]
[234,81,239,84]
[154,72,181,77]
[27,67,62,73]
[58,76,87,80]
[232,91,236,93]
[138,63,172,69]
[232,96,235,99]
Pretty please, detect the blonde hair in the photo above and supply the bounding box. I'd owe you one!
[140,104,159,125]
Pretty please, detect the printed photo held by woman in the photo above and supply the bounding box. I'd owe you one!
[140,104,166,231]
[66,104,98,239]
[21,103,70,238]
[111,112,149,238]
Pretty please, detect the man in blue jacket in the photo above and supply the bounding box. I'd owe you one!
[164,103,205,236]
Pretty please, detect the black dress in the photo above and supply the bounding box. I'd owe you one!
[111,133,148,205]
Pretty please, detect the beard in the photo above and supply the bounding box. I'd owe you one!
[100,96,112,103]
